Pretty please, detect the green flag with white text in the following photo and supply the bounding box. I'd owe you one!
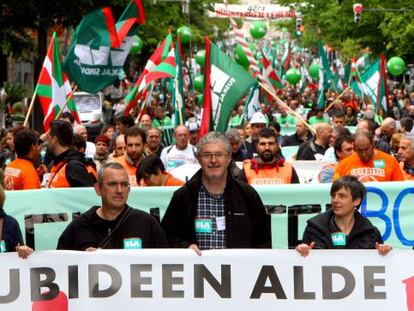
[200,38,257,136]
[64,2,144,93]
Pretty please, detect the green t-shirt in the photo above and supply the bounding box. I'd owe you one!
[276,114,297,126]
[308,116,330,125]
[152,116,172,128]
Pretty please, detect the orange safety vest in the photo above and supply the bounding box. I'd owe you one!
[114,156,139,186]
[46,161,70,188]
[86,163,97,180]
[243,159,293,185]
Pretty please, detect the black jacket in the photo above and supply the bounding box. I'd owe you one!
[302,209,383,249]
[161,169,271,249]
[296,139,328,160]
[283,131,313,147]
[52,148,95,187]
[57,205,168,250]
[0,209,23,252]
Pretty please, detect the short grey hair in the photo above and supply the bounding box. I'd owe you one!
[382,117,396,129]
[73,124,86,134]
[196,132,231,154]
[402,134,414,150]
[225,128,241,142]
[97,162,127,185]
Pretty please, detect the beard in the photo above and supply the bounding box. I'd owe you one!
[260,151,276,162]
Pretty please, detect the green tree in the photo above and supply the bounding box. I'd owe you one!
[279,0,414,61]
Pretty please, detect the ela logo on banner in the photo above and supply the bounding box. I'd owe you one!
[331,232,347,246]
[123,238,142,250]
[195,219,213,234]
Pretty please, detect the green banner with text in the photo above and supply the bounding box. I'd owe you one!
[4,182,414,250]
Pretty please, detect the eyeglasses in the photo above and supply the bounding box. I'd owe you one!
[199,152,228,160]
[103,181,130,189]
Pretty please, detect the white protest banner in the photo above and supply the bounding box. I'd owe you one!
[1,249,413,310]
[209,3,296,20]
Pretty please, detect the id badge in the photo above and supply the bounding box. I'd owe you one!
[331,232,347,246]
[123,238,142,250]
[195,219,213,234]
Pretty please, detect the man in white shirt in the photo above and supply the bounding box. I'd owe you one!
[160,125,197,172]
[74,124,96,159]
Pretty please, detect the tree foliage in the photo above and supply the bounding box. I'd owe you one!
[1,0,232,81]
[279,0,414,62]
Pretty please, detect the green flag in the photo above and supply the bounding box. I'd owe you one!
[199,38,257,136]
[64,2,144,93]
[350,59,380,109]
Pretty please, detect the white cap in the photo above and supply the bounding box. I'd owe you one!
[249,112,268,125]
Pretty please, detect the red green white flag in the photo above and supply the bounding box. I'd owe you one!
[124,34,173,115]
[36,32,80,131]
[138,48,176,92]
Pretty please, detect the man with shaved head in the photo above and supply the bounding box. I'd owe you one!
[296,123,332,160]
[160,125,198,172]
[334,130,403,182]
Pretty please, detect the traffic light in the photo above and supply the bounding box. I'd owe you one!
[353,3,362,22]
[296,17,303,36]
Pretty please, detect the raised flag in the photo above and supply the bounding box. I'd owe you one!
[260,52,283,90]
[356,52,371,73]
[138,48,176,92]
[199,38,257,136]
[350,58,380,109]
[36,32,80,131]
[173,39,186,126]
[244,84,261,122]
[64,2,144,93]
[318,39,336,91]
[376,54,389,113]
[116,0,145,44]
[124,34,173,115]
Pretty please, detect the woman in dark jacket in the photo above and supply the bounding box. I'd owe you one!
[0,185,32,258]
[296,176,392,256]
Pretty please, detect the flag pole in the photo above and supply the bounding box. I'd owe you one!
[259,82,316,135]
[23,88,38,127]
[54,85,78,121]
[324,87,349,113]
[175,77,184,125]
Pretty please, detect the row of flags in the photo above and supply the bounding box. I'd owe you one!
[33,0,391,134]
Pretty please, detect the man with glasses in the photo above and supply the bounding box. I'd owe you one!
[161,132,271,255]
[57,162,168,251]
